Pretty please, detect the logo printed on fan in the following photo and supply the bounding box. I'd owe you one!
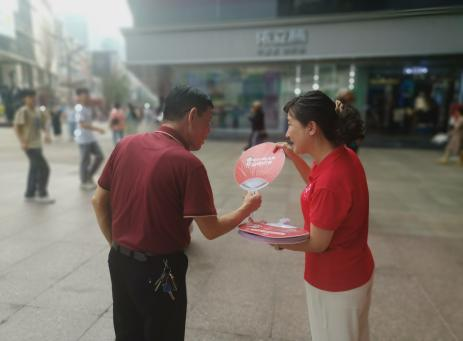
[245,156,276,168]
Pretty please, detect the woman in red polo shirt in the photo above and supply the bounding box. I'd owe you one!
[273,90,374,341]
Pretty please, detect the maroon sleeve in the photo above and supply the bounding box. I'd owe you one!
[183,165,217,217]
[310,188,351,231]
[97,144,119,191]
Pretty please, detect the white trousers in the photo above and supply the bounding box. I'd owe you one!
[305,276,373,341]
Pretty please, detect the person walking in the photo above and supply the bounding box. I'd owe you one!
[273,90,374,341]
[51,105,63,139]
[245,100,267,150]
[109,102,126,144]
[13,89,55,204]
[438,105,463,165]
[92,86,261,341]
[74,88,105,190]
[336,88,364,153]
[66,104,77,141]
[125,103,140,135]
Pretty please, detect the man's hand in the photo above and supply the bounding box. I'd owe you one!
[44,134,52,144]
[273,142,296,160]
[194,192,262,240]
[240,191,262,216]
[20,141,28,150]
[98,128,105,134]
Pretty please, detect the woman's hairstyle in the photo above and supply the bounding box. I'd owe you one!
[283,90,365,145]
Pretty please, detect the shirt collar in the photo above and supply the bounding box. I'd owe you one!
[157,125,189,150]
[309,146,346,182]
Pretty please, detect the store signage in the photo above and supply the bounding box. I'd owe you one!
[256,28,308,57]
[403,66,428,75]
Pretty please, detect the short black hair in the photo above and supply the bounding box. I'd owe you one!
[76,87,89,96]
[163,85,213,121]
[20,89,36,98]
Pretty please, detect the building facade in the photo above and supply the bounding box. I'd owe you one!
[124,0,463,139]
[0,0,65,121]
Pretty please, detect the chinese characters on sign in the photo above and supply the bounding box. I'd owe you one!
[256,28,308,57]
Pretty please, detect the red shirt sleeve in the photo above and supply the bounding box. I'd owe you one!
[183,165,217,217]
[310,187,351,231]
[98,144,120,191]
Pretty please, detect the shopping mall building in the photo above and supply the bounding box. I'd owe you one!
[123,1,463,141]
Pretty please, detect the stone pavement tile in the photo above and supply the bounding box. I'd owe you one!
[222,232,288,265]
[188,227,234,264]
[417,273,463,339]
[368,233,402,271]
[0,274,55,305]
[0,237,53,273]
[60,226,109,245]
[89,308,302,341]
[30,251,112,315]
[187,259,275,338]
[8,219,82,243]
[102,308,112,320]
[370,190,412,212]
[370,273,456,341]
[78,315,114,341]
[185,328,257,340]
[0,306,98,341]
[0,303,23,323]
[392,235,463,278]
[186,250,223,309]
[0,207,57,240]
[5,241,103,282]
[370,209,442,237]
[0,242,102,305]
[270,262,310,341]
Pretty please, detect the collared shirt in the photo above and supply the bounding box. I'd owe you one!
[13,105,48,149]
[98,125,217,254]
[74,105,96,144]
[301,146,374,291]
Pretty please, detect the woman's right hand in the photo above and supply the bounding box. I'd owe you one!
[273,142,296,160]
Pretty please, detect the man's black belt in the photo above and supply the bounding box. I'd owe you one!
[111,241,156,262]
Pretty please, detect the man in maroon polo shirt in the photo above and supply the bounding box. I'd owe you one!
[92,86,261,341]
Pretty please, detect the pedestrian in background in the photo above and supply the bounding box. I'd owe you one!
[273,90,374,341]
[13,89,55,204]
[74,88,105,190]
[92,85,261,341]
[438,105,463,165]
[51,105,63,139]
[66,104,76,141]
[337,88,364,153]
[109,102,126,144]
[245,100,267,150]
[125,103,140,135]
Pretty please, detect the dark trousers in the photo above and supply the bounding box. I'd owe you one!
[108,248,188,341]
[245,130,266,150]
[78,141,103,183]
[24,148,50,197]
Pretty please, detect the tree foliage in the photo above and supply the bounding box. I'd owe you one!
[102,71,130,110]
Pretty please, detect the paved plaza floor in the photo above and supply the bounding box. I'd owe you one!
[0,127,462,341]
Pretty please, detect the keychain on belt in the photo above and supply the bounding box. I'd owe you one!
[149,259,178,301]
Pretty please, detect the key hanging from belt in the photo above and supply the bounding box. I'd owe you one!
[149,259,178,301]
